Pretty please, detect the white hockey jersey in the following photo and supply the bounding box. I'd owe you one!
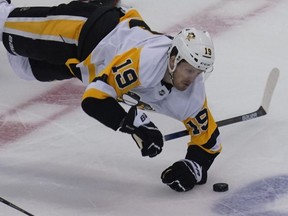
[76,8,221,154]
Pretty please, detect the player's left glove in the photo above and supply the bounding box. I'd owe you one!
[119,106,163,158]
[161,159,203,192]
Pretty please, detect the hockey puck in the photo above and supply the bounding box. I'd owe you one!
[213,183,229,192]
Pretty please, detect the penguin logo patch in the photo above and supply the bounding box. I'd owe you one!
[186,32,196,41]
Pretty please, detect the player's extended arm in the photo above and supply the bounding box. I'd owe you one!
[82,96,126,130]
[161,101,221,192]
[81,96,163,157]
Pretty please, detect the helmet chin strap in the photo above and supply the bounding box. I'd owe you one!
[167,62,175,85]
[167,55,180,86]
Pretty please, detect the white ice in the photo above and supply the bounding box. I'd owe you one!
[1,0,288,215]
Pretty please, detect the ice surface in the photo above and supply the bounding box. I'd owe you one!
[1,0,288,215]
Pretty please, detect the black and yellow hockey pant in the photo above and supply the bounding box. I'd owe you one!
[2,1,122,81]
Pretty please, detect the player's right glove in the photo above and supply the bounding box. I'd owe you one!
[161,159,203,192]
[119,106,163,158]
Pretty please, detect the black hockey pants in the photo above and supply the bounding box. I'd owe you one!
[2,1,122,81]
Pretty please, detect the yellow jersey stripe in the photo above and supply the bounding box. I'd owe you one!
[5,16,86,44]
[83,54,96,84]
[83,88,112,100]
[119,8,143,22]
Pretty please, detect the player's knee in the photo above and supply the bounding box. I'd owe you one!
[7,54,37,81]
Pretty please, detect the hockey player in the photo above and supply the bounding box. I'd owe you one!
[0,0,221,192]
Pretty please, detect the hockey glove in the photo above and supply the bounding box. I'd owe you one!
[120,106,163,158]
[161,159,202,192]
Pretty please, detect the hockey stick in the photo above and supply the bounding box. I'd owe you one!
[164,68,280,141]
[0,196,34,216]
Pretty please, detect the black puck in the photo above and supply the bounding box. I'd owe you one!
[213,183,229,192]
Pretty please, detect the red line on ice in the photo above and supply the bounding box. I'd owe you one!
[0,81,84,145]
[164,0,282,35]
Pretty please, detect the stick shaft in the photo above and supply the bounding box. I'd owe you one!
[0,197,34,216]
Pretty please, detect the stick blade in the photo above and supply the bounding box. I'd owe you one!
[261,68,280,113]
